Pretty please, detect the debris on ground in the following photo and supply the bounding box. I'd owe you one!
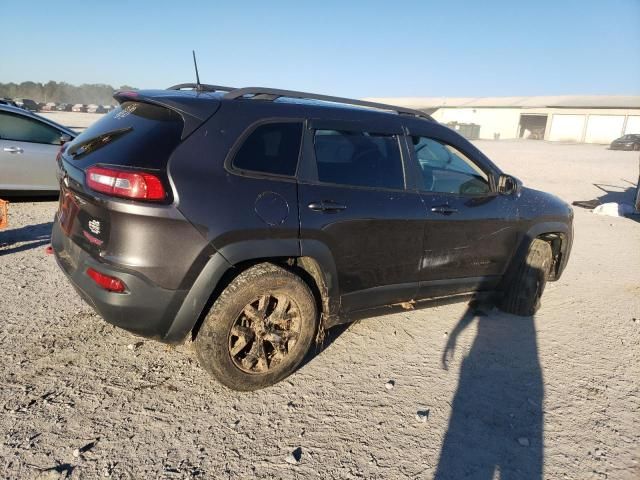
[415,410,430,422]
[285,447,303,465]
[593,202,635,217]
[518,437,530,447]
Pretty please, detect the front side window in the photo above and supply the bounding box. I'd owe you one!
[0,112,62,145]
[313,129,404,190]
[410,136,490,195]
[233,122,303,176]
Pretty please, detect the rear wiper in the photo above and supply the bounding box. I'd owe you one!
[67,127,132,159]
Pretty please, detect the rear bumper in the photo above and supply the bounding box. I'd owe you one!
[52,220,190,343]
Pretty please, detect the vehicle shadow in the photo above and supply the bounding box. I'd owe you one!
[434,302,543,480]
[0,222,53,256]
[573,181,640,223]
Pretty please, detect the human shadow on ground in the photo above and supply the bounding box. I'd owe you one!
[435,301,544,480]
[0,222,53,256]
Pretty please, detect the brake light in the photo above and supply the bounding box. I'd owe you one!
[86,267,127,293]
[85,166,165,201]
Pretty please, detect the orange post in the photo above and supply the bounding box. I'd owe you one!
[0,199,8,229]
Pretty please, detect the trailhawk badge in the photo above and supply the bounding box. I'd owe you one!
[88,219,101,235]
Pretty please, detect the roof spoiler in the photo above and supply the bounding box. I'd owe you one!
[113,90,221,139]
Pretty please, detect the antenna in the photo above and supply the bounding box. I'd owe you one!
[192,50,202,91]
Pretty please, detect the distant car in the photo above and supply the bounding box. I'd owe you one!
[0,104,77,193]
[96,105,109,114]
[86,104,99,113]
[14,98,40,112]
[610,134,640,151]
[56,103,73,112]
[72,104,87,113]
[41,102,57,112]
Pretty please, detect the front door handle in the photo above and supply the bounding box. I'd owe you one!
[3,146,24,154]
[430,205,458,216]
[308,201,347,212]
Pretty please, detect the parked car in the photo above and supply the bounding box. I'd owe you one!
[41,102,57,112]
[14,98,40,112]
[95,105,109,114]
[86,104,99,113]
[0,104,76,193]
[610,134,640,151]
[72,104,87,113]
[56,103,73,112]
[52,84,574,390]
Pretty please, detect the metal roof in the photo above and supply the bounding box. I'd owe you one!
[363,95,640,109]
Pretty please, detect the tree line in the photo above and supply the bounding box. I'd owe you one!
[0,81,136,106]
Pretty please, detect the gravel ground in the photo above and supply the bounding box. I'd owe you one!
[1,140,639,479]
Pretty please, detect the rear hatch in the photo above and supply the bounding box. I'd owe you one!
[57,90,220,258]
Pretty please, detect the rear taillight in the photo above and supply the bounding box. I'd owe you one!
[85,166,165,201]
[86,267,127,293]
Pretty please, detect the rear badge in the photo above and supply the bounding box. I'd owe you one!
[88,219,101,235]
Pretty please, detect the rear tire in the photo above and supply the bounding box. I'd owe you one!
[500,238,552,316]
[195,263,318,391]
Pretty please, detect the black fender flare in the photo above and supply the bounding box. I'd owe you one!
[163,238,342,342]
[501,220,573,291]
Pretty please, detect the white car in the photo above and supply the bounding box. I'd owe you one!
[0,105,77,193]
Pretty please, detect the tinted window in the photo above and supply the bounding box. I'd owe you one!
[0,112,62,145]
[233,123,302,176]
[64,101,183,170]
[314,130,404,189]
[411,136,490,195]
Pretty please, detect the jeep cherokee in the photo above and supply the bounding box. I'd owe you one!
[52,84,573,390]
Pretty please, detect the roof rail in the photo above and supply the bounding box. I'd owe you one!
[167,83,235,93]
[223,87,434,120]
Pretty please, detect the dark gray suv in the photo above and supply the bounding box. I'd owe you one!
[52,84,573,390]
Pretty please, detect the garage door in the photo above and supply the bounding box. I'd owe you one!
[584,115,625,144]
[625,116,640,135]
[548,115,585,142]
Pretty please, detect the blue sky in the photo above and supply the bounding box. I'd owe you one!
[1,0,639,97]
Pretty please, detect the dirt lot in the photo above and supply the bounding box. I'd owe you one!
[1,140,639,479]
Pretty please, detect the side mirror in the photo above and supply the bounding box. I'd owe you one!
[60,134,72,145]
[498,174,522,196]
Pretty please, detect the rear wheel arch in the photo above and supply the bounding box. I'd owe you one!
[182,245,341,343]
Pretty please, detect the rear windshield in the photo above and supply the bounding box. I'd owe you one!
[64,101,183,170]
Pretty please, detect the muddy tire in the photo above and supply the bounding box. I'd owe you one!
[500,238,552,316]
[195,263,317,391]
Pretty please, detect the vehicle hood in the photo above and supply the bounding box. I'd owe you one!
[517,187,573,222]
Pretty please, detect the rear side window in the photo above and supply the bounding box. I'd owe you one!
[232,122,303,176]
[64,101,183,169]
[0,112,63,145]
[313,130,404,190]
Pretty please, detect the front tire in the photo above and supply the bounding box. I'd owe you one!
[195,263,318,391]
[500,239,552,316]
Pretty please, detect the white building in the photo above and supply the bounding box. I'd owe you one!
[365,95,640,144]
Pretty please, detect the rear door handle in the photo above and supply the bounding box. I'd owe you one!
[308,201,347,212]
[430,205,458,216]
[3,147,23,154]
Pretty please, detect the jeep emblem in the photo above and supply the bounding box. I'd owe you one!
[88,219,101,235]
